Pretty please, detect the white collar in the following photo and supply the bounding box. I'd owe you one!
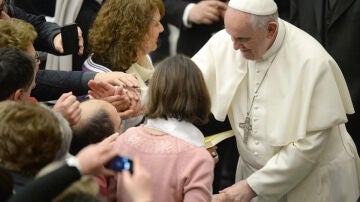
[144,118,205,147]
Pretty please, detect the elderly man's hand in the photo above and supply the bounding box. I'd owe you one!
[217,180,257,202]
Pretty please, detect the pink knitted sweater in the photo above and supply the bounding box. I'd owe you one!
[114,125,214,202]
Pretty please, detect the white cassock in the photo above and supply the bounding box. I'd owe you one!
[192,19,360,201]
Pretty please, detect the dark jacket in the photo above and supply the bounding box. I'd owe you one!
[8,165,81,202]
[8,4,61,55]
[163,0,225,57]
[7,3,96,101]
[289,0,360,148]
[32,70,95,101]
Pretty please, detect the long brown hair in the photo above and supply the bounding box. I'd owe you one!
[146,55,211,125]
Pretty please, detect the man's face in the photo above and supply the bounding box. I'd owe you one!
[224,8,270,60]
[20,44,39,102]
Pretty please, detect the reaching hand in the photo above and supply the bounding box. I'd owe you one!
[53,92,81,126]
[76,133,120,176]
[217,180,257,202]
[53,26,84,55]
[88,80,143,118]
[88,80,133,112]
[94,72,140,88]
[122,157,153,202]
[188,0,227,24]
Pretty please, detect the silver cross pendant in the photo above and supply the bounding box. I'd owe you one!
[239,116,252,144]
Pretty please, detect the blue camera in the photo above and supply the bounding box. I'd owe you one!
[106,156,133,173]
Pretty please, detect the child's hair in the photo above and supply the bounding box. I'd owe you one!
[146,54,211,125]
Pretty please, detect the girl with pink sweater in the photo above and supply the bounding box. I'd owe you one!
[114,55,214,202]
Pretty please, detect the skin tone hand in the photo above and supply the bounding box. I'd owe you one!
[88,80,143,119]
[76,133,120,176]
[118,89,144,120]
[122,157,153,202]
[88,80,132,112]
[53,26,84,55]
[188,0,227,24]
[52,92,81,126]
[213,180,257,202]
[94,72,140,88]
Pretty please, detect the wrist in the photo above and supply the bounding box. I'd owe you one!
[183,3,195,27]
[66,156,83,175]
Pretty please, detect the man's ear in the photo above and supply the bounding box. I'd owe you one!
[10,89,24,101]
[267,22,278,38]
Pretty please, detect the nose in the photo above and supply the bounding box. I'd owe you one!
[159,22,164,33]
[233,40,242,50]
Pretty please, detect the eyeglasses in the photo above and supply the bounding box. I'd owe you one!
[33,52,40,63]
[0,1,8,13]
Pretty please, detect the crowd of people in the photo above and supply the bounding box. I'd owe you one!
[1,0,360,201]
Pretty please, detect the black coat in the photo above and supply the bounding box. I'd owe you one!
[163,0,226,57]
[289,0,360,147]
[8,4,61,55]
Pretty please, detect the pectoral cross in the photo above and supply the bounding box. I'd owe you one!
[239,116,252,144]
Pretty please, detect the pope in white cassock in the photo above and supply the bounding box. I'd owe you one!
[192,0,360,201]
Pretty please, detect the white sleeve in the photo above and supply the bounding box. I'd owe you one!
[183,3,196,28]
[247,129,330,201]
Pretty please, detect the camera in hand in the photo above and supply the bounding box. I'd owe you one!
[106,156,133,174]
[61,23,79,55]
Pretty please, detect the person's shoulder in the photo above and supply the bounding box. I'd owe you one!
[283,21,328,56]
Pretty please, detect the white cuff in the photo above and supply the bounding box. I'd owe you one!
[66,156,83,175]
[183,3,196,28]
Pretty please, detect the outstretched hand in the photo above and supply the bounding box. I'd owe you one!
[122,157,153,202]
[53,26,84,55]
[88,80,143,119]
[76,133,120,176]
[53,92,81,126]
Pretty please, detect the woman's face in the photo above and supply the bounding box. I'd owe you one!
[142,10,164,55]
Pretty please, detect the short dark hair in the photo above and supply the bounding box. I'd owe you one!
[0,47,35,101]
[70,109,115,155]
[146,55,211,125]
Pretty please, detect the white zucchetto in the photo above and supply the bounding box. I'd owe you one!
[228,0,278,15]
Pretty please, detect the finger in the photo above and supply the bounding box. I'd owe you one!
[102,167,117,177]
[57,92,73,102]
[77,27,84,55]
[118,109,136,119]
[54,34,64,54]
[122,170,132,181]
[132,157,141,173]
[114,85,125,95]
[88,90,102,99]
[101,132,120,144]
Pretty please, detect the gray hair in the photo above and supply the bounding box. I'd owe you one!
[250,12,279,30]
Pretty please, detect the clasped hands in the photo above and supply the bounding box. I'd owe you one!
[88,72,143,119]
